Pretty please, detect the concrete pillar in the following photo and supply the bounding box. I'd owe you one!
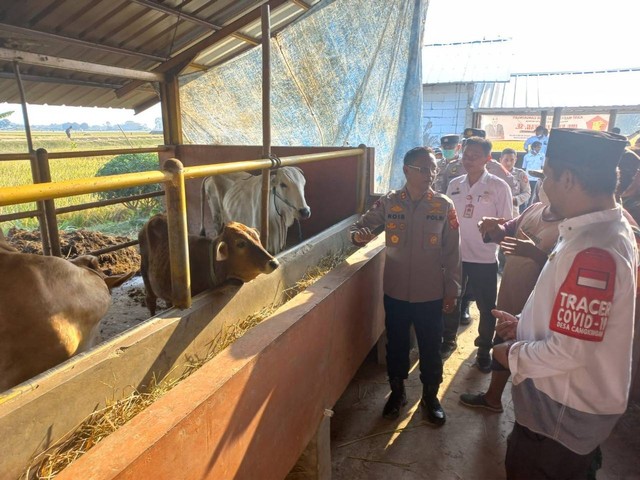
[286,414,331,480]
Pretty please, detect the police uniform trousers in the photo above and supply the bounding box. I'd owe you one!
[383,295,443,386]
[442,262,498,355]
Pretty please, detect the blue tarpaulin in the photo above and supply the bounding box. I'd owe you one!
[180,0,426,192]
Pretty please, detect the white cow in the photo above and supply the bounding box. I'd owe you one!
[200,167,310,255]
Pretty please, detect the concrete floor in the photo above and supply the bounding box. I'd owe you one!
[330,307,640,480]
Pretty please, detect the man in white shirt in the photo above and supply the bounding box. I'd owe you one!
[523,125,549,154]
[443,137,513,371]
[493,128,635,479]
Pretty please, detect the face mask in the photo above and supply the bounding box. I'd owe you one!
[442,149,456,160]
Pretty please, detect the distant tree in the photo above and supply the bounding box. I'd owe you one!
[94,153,162,214]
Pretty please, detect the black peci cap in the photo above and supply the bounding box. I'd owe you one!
[546,128,628,170]
[440,134,460,148]
[463,128,486,139]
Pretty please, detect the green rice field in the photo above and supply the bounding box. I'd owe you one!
[0,131,165,236]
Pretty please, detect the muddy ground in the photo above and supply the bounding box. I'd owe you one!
[6,228,163,343]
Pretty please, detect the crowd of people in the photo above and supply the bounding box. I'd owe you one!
[350,126,638,479]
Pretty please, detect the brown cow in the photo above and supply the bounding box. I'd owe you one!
[139,214,279,316]
[0,241,134,392]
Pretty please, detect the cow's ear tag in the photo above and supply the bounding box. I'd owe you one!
[216,241,229,261]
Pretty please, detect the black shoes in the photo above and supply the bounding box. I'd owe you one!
[459,392,503,413]
[459,302,471,325]
[382,377,407,419]
[421,385,446,426]
[440,340,457,360]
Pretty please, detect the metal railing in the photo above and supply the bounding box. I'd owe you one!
[0,146,170,256]
[0,147,368,311]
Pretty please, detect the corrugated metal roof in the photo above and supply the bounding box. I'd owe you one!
[0,0,320,113]
[422,39,513,84]
[473,70,640,110]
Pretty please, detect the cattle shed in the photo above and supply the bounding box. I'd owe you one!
[2,3,638,480]
[0,1,421,479]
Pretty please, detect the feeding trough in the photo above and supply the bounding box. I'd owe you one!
[1,217,386,479]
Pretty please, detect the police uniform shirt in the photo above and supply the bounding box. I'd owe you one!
[508,206,636,454]
[350,186,461,303]
[446,171,514,263]
[438,158,465,194]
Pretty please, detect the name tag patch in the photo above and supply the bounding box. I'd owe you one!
[549,248,615,342]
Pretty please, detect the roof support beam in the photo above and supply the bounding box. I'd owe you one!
[128,0,260,45]
[0,22,168,62]
[0,71,124,89]
[290,0,311,10]
[115,0,288,99]
[0,47,164,82]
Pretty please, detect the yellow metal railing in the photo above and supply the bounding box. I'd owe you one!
[0,147,368,310]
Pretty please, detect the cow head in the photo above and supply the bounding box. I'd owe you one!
[271,167,311,220]
[215,221,279,282]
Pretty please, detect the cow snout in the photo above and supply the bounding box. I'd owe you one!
[268,258,280,271]
[298,207,311,219]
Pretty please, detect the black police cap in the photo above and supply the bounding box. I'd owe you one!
[440,134,460,148]
[463,128,486,139]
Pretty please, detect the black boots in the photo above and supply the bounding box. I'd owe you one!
[383,380,446,426]
[382,377,407,419]
[460,298,471,325]
[421,384,446,426]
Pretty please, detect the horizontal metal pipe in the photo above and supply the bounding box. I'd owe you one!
[0,152,32,161]
[0,148,365,208]
[55,191,164,215]
[0,146,168,162]
[183,148,366,180]
[0,209,39,222]
[0,170,170,207]
[87,240,139,257]
[46,146,169,159]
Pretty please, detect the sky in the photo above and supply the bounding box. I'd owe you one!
[0,102,161,129]
[424,0,640,73]
[2,0,639,128]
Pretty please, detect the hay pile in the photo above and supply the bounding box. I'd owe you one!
[25,248,356,479]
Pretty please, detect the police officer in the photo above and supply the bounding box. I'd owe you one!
[350,147,461,425]
[434,134,460,193]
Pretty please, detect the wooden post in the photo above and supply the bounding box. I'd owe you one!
[160,72,183,145]
[609,109,618,132]
[13,61,52,255]
[551,107,563,128]
[162,158,191,310]
[260,4,272,250]
[36,148,61,256]
[356,144,368,213]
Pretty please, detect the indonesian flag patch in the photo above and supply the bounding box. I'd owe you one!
[447,207,459,230]
[549,248,615,342]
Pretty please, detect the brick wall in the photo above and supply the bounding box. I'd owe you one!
[422,83,474,147]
